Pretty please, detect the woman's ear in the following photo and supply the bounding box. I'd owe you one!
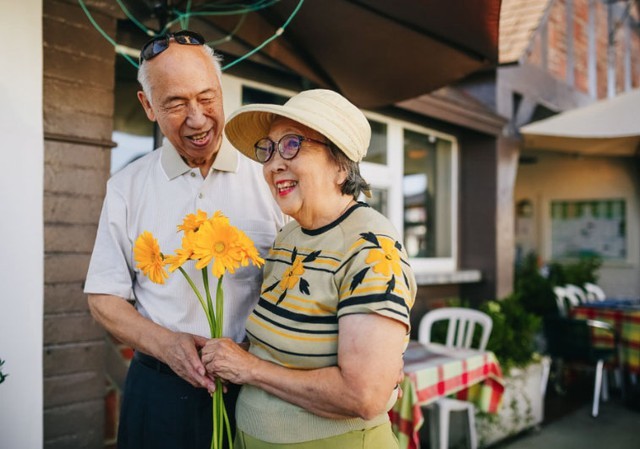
[335,165,348,186]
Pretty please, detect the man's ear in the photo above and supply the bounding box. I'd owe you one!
[137,91,156,122]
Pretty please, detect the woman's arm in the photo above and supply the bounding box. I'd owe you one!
[201,313,406,420]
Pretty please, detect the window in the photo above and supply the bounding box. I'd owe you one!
[111,57,154,175]
[403,130,453,259]
[359,115,458,272]
[364,120,387,165]
[242,86,289,106]
[550,199,627,260]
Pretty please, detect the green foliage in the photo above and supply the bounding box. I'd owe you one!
[514,253,556,317]
[480,295,541,372]
[514,251,602,318]
[547,256,602,287]
[477,251,601,370]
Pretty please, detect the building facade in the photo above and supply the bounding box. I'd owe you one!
[495,0,640,297]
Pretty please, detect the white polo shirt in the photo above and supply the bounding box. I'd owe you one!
[85,139,285,341]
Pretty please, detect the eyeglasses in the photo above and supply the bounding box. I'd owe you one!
[254,134,329,163]
[139,30,205,64]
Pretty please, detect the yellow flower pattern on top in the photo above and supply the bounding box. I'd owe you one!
[279,257,306,291]
[365,236,402,277]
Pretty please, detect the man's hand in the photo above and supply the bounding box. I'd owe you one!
[87,294,216,390]
[162,332,215,391]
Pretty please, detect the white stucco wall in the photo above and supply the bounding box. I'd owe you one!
[0,1,44,448]
[515,151,640,298]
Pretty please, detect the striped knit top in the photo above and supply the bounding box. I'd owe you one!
[236,202,417,443]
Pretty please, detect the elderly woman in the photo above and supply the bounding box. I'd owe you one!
[201,89,416,448]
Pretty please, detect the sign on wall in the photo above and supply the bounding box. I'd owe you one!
[550,199,626,260]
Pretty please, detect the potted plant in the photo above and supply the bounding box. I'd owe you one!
[474,295,550,448]
[472,253,601,447]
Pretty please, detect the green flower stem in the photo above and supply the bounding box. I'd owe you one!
[217,384,223,447]
[177,266,215,333]
[213,276,229,448]
[211,391,219,449]
[202,268,216,337]
[223,398,233,448]
[215,276,224,339]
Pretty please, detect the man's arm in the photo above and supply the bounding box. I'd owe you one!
[88,294,214,390]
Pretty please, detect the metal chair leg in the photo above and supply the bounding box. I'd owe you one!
[439,404,450,449]
[428,405,439,449]
[593,359,604,417]
[466,404,478,449]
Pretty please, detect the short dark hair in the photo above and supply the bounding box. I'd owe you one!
[327,143,371,199]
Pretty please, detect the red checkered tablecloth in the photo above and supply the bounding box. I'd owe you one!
[389,342,504,449]
[572,304,640,374]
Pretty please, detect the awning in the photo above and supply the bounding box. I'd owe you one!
[520,88,640,157]
[118,0,502,109]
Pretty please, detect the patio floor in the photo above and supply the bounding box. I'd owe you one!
[491,376,640,449]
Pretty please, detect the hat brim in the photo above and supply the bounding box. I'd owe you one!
[225,103,345,163]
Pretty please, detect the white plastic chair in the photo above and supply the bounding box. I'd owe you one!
[584,282,606,302]
[553,286,580,316]
[418,308,493,449]
[565,284,587,305]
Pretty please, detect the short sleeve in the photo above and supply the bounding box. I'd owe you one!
[84,184,136,300]
[336,231,415,329]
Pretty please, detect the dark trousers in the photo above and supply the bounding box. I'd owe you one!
[118,352,240,449]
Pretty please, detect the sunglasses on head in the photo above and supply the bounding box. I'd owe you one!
[139,30,206,64]
[254,134,329,164]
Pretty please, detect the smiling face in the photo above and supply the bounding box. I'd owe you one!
[137,44,224,172]
[262,117,351,229]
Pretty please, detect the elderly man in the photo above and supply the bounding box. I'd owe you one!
[84,31,284,449]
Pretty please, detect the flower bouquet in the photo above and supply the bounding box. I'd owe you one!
[134,209,264,449]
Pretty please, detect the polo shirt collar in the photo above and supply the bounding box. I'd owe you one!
[160,137,239,180]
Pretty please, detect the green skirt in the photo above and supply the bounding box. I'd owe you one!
[234,422,399,449]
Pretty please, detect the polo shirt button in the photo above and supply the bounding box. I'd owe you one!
[190,172,196,178]
[198,193,204,199]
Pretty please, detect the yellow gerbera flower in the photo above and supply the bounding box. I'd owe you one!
[192,219,244,278]
[177,209,209,233]
[365,237,402,277]
[279,257,305,290]
[164,232,196,272]
[133,231,168,284]
[236,230,265,268]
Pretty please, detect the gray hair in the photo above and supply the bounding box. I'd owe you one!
[137,44,223,105]
[328,143,371,200]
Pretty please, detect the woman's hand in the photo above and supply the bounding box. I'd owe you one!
[200,337,258,387]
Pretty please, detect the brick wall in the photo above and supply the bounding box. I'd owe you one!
[547,0,568,82]
[573,0,589,92]
[632,9,640,85]
[524,0,640,99]
[594,0,608,98]
[42,1,116,447]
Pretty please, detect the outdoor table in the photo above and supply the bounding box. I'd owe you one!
[571,300,640,374]
[389,341,505,449]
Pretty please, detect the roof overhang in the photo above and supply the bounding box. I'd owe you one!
[520,89,640,157]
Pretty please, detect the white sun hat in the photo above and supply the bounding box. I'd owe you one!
[224,89,371,163]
